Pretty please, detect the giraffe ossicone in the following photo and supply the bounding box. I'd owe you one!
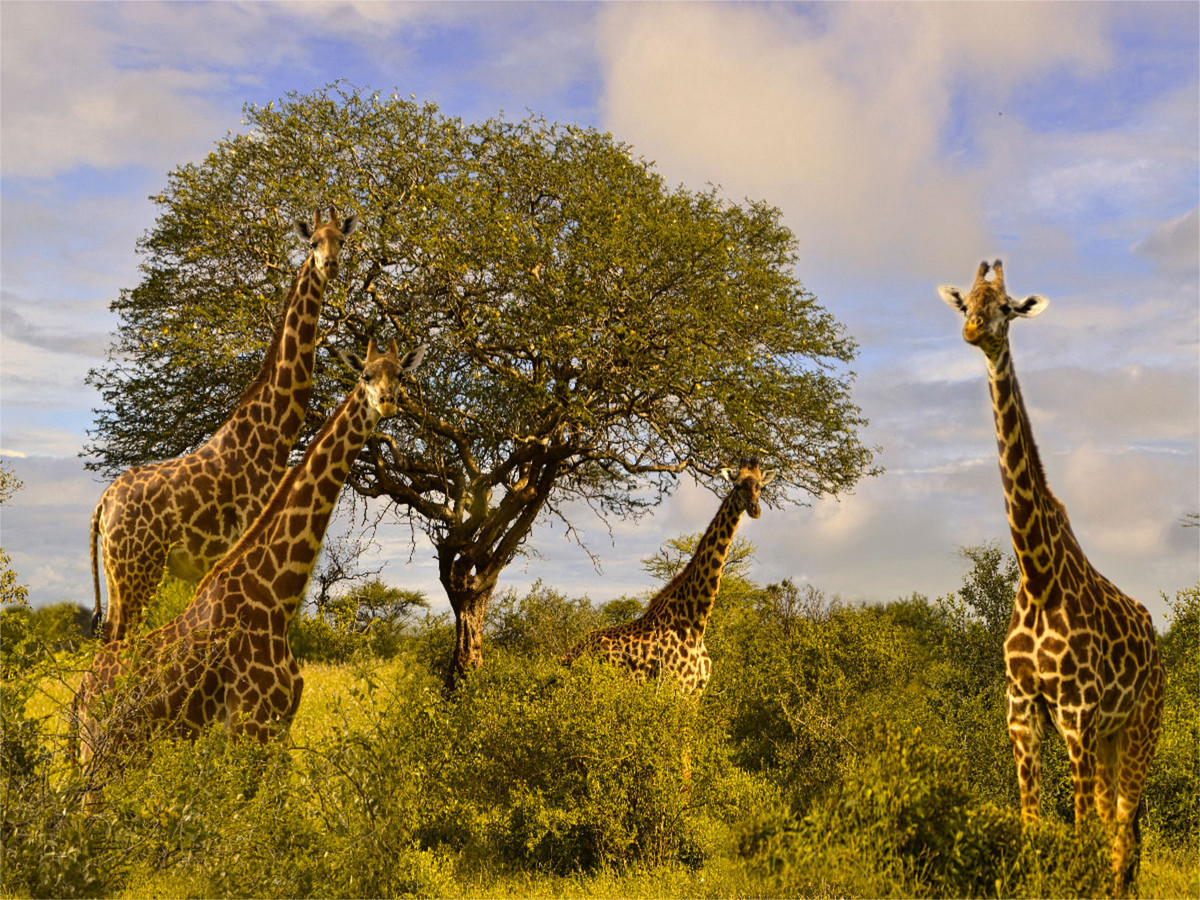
[561,456,774,695]
[73,339,425,790]
[90,207,359,643]
[941,259,1164,894]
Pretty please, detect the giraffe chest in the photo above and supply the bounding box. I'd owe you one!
[1005,593,1152,734]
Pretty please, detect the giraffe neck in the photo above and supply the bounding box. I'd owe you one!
[207,256,328,462]
[985,345,1081,604]
[212,382,378,623]
[646,490,743,631]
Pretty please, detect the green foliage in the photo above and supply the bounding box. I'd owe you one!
[484,580,607,659]
[709,583,937,811]
[3,566,1196,898]
[1,611,104,899]
[0,546,29,608]
[291,577,428,663]
[1143,584,1199,848]
[141,576,196,633]
[389,651,763,874]
[742,724,1111,899]
[937,541,1020,694]
[0,462,29,607]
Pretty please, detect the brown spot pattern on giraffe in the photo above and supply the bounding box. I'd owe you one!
[75,339,421,792]
[90,210,358,643]
[562,459,769,696]
[939,259,1165,893]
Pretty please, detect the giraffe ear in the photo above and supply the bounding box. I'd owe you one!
[294,219,315,241]
[400,344,426,373]
[719,467,735,483]
[341,214,360,236]
[938,285,967,314]
[1009,294,1049,318]
[335,347,366,373]
[760,470,777,486]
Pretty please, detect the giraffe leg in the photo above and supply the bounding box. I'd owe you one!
[1007,694,1044,822]
[1110,683,1165,894]
[1094,732,1119,828]
[101,539,169,643]
[1063,725,1100,832]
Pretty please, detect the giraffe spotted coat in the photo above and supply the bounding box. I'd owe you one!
[562,458,772,695]
[90,209,359,643]
[74,341,424,781]
[940,260,1164,893]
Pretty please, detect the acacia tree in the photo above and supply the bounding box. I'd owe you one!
[87,84,878,689]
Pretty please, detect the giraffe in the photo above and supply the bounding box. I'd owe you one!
[561,457,773,694]
[939,259,1164,892]
[73,340,425,786]
[90,207,360,643]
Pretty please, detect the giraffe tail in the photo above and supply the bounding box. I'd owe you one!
[89,498,104,638]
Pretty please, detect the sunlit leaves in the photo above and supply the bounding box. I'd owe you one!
[85,84,878,639]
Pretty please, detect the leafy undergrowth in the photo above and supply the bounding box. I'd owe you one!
[3,576,1196,898]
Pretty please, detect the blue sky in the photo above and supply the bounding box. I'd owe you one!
[1,1,1197,625]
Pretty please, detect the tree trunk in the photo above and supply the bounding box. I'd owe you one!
[436,456,563,694]
[444,585,490,695]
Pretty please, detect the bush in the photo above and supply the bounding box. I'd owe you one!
[404,651,750,874]
[1144,585,1199,848]
[484,581,608,659]
[741,723,1112,899]
[291,578,428,664]
[1,611,107,899]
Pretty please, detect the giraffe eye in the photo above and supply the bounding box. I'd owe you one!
[362,371,374,384]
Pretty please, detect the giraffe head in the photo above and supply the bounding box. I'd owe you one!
[939,259,1048,356]
[294,206,360,278]
[343,339,426,419]
[719,456,775,519]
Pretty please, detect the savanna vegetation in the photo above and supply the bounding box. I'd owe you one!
[2,540,1196,899]
[83,83,878,687]
[6,85,1195,899]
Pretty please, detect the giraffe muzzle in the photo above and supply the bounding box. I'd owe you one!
[963,316,985,344]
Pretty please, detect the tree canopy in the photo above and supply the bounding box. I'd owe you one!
[86,84,878,686]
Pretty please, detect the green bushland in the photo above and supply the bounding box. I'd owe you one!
[1,551,1196,899]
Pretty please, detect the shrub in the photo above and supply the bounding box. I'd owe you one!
[1144,585,1199,848]
[421,654,707,872]
[484,581,607,659]
[741,723,1112,899]
[291,578,428,664]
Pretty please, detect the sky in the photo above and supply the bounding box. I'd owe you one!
[1,1,1197,629]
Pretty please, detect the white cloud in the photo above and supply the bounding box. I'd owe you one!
[0,3,237,177]
[595,3,1122,279]
[1135,206,1200,278]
